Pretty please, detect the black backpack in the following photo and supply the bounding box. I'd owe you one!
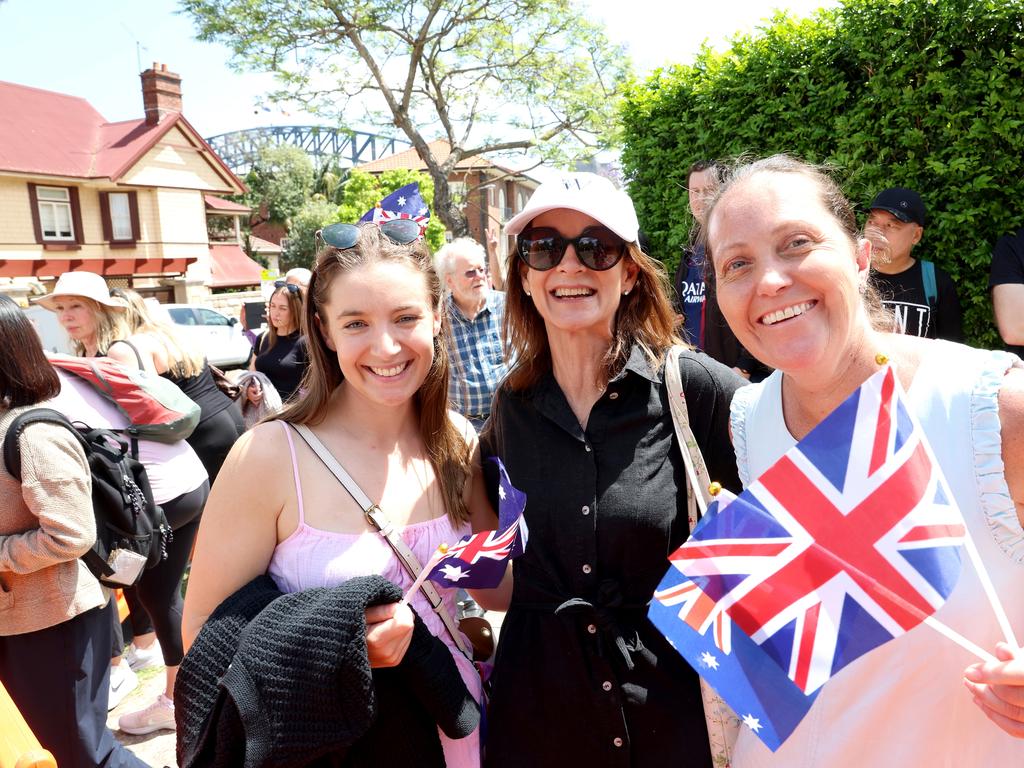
[3,408,170,588]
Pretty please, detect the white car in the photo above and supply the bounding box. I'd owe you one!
[162,303,253,369]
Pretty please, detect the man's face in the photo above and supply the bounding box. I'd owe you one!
[447,251,488,306]
[866,209,923,265]
[688,168,719,226]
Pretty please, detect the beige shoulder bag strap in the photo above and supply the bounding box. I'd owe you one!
[664,346,740,764]
[289,423,473,661]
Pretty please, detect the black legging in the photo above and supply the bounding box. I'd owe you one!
[186,404,244,485]
[122,482,208,667]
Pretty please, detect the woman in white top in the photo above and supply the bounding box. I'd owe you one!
[704,155,1024,765]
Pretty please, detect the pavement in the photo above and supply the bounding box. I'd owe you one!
[108,666,176,768]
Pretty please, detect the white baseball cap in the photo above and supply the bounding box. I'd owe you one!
[32,271,125,312]
[504,173,639,242]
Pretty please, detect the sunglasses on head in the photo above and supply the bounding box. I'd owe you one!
[273,281,301,294]
[516,226,627,271]
[316,218,424,251]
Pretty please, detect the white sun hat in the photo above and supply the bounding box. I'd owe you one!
[504,172,639,242]
[32,271,126,312]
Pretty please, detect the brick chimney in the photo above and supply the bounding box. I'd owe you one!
[140,62,182,126]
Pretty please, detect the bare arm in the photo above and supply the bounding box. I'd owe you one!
[487,228,506,291]
[998,366,1024,528]
[181,423,289,651]
[993,284,1024,346]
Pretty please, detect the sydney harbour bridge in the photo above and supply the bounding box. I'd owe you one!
[204,125,411,173]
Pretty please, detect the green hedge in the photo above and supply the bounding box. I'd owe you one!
[619,0,1024,348]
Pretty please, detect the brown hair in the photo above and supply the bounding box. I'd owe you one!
[260,284,304,354]
[701,154,892,331]
[501,238,683,393]
[108,288,204,377]
[0,295,60,407]
[273,224,471,525]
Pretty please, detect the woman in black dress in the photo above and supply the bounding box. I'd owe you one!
[478,174,746,767]
[251,282,309,402]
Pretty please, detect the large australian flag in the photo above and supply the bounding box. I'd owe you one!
[650,366,966,750]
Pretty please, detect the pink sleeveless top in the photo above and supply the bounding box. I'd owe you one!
[267,422,481,767]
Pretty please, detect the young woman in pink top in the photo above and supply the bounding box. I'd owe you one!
[183,221,496,767]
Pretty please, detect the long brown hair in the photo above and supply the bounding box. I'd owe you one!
[272,224,471,525]
[260,284,304,354]
[501,238,683,392]
[0,295,60,408]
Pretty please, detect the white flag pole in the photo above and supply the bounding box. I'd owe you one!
[961,531,1020,648]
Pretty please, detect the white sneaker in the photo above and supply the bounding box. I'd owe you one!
[107,663,139,711]
[126,640,163,671]
[118,693,176,735]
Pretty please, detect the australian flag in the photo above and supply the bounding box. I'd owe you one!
[649,366,966,750]
[359,182,431,228]
[426,457,528,589]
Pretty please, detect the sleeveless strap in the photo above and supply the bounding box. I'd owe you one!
[287,422,472,661]
[109,339,145,371]
[664,345,740,763]
[277,421,306,524]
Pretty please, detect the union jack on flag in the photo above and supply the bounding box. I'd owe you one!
[425,457,528,589]
[359,182,430,230]
[649,366,966,750]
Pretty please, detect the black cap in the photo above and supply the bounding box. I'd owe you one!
[869,187,926,226]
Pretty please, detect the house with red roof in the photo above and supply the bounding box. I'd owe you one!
[0,63,263,304]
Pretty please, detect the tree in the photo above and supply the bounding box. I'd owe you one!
[243,144,315,228]
[620,0,1024,348]
[182,0,631,235]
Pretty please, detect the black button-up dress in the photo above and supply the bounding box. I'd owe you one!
[480,346,745,767]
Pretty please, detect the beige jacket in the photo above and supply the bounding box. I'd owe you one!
[0,407,107,636]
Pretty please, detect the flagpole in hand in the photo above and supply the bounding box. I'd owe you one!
[400,544,449,607]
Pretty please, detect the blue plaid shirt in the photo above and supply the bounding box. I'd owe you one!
[447,290,508,420]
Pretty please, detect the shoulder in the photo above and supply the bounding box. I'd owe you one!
[227,420,290,471]
[673,347,747,399]
[16,419,88,483]
[447,409,479,447]
[993,229,1024,260]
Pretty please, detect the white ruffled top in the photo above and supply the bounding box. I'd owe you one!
[728,341,1024,767]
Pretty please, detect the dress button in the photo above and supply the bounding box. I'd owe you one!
[585,444,592,452]
[582,505,590,515]
[602,680,613,691]
[613,737,624,747]
[587,623,597,634]
[609,392,619,400]
[582,563,592,574]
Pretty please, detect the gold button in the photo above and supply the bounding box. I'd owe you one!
[609,392,619,400]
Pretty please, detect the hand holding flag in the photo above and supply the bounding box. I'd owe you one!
[650,365,975,750]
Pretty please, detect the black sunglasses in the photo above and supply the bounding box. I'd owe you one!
[316,219,423,251]
[517,226,627,271]
[273,281,301,294]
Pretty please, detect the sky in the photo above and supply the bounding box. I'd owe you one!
[0,0,840,142]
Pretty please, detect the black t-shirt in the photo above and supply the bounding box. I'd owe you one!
[254,331,309,402]
[989,228,1024,358]
[480,346,744,767]
[870,259,963,342]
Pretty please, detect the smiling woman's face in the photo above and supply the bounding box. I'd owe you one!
[707,171,870,377]
[519,208,636,341]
